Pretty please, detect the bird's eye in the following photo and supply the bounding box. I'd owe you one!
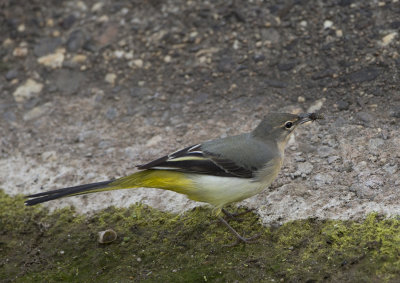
[285,121,293,129]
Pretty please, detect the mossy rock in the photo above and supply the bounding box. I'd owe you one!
[1,189,399,282]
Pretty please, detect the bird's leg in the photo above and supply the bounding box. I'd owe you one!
[222,207,255,221]
[218,216,260,246]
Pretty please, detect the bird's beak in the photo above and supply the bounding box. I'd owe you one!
[297,113,324,124]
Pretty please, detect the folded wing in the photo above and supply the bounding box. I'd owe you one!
[137,144,254,178]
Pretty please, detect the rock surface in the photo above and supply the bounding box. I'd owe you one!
[0,0,399,226]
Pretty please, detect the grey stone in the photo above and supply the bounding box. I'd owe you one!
[3,110,16,123]
[333,116,347,127]
[253,53,265,62]
[383,163,398,175]
[297,162,314,175]
[61,15,76,30]
[350,183,377,200]
[34,37,62,57]
[368,138,384,152]
[390,21,400,29]
[193,93,208,104]
[277,62,296,71]
[356,112,373,124]
[371,88,384,97]
[291,162,314,178]
[327,155,340,164]
[13,79,43,103]
[98,140,112,149]
[217,56,235,73]
[347,67,379,83]
[311,69,335,80]
[260,28,280,44]
[389,107,400,118]
[365,175,384,189]
[53,69,86,95]
[106,107,117,120]
[354,161,367,173]
[67,30,87,52]
[23,102,53,121]
[41,151,57,162]
[294,155,306,162]
[76,130,95,143]
[317,145,335,158]
[336,100,349,111]
[314,173,333,186]
[5,69,18,81]
[264,79,287,88]
[124,147,138,160]
[130,87,153,97]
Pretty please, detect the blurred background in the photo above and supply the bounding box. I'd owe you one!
[0,0,399,223]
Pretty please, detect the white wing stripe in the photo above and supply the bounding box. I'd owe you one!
[151,166,181,170]
[188,144,201,151]
[168,144,201,157]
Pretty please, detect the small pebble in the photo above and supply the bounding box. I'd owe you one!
[336,100,349,111]
[67,30,87,52]
[356,112,373,124]
[164,55,172,63]
[323,20,333,29]
[132,59,143,68]
[13,79,43,103]
[317,146,335,158]
[106,107,117,120]
[91,2,104,12]
[348,67,379,83]
[98,229,117,244]
[300,20,307,27]
[314,173,333,186]
[336,29,343,37]
[33,37,62,57]
[383,163,398,175]
[23,102,53,121]
[17,24,26,32]
[61,15,76,30]
[307,98,325,113]
[13,46,28,57]
[253,53,265,62]
[105,73,117,85]
[297,96,306,103]
[368,138,384,152]
[71,54,87,63]
[41,151,57,162]
[37,49,65,69]
[5,69,18,81]
[380,32,397,47]
[389,107,400,118]
[327,156,340,164]
[146,135,162,147]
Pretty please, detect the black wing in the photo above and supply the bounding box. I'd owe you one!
[137,144,254,178]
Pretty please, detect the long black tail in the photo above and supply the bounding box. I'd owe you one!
[24,180,114,206]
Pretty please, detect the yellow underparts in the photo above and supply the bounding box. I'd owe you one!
[107,170,196,196]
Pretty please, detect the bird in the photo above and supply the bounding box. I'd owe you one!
[25,112,323,244]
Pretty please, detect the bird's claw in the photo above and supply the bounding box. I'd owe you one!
[224,233,261,247]
[222,208,255,222]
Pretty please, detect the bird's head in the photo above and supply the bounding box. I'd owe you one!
[252,112,323,146]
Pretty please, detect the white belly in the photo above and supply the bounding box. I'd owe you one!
[180,156,283,209]
[186,174,267,208]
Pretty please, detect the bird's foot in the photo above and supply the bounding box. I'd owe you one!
[218,216,260,246]
[222,207,255,222]
[223,232,261,247]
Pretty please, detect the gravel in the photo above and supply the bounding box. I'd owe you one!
[0,0,399,225]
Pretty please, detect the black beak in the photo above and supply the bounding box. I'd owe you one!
[298,113,324,124]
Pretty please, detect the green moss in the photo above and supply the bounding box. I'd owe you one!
[1,189,400,282]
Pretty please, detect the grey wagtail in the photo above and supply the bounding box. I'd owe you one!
[25,112,323,244]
